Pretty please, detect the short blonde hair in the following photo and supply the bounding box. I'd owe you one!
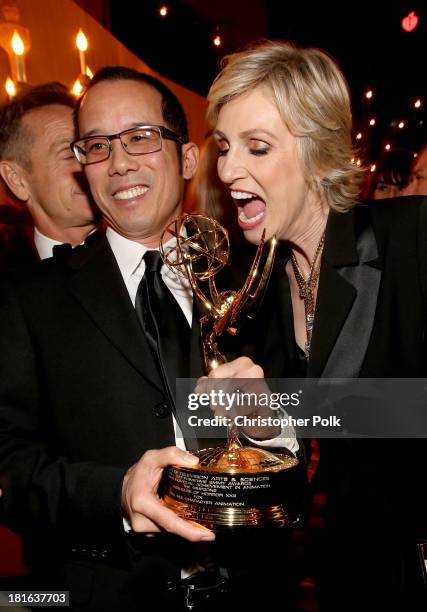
[207,40,364,213]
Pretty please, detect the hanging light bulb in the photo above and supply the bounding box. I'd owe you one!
[159,5,168,17]
[414,99,422,109]
[76,30,88,75]
[369,118,376,126]
[365,90,373,99]
[11,31,26,82]
[385,144,391,151]
[5,77,16,99]
[72,78,83,97]
[356,132,363,140]
[213,34,222,47]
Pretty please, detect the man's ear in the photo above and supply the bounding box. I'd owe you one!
[181,142,199,180]
[0,161,31,202]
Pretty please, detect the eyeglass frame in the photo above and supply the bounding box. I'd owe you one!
[70,124,184,165]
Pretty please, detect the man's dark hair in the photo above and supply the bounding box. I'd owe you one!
[0,82,75,170]
[75,66,189,148]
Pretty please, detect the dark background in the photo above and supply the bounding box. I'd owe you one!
[94,0,426,162]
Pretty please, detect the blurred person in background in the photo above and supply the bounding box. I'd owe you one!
[403,142,427,196]
[370,149,413,200]
[0,82,97,269]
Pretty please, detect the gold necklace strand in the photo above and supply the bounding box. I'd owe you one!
[290,232,325,357]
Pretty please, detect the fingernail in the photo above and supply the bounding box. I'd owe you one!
[200,533,216,541]
[187,520,214,534]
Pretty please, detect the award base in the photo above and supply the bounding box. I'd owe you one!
[162,440,303,530]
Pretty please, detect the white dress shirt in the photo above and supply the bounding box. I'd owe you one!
[34,227,63,260]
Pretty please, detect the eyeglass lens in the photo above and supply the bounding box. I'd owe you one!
[76,127,162,163]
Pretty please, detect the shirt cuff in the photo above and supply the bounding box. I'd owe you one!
[243,408,299,454]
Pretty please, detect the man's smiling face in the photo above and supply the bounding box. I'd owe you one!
[78,79,190,247]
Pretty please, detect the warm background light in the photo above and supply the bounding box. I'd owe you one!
[11,31,26,81]
[11,31,24,55]
[369,118,376,126]
[72,78,83,97]
[213,35,222,47]
[76,29,88,52]
[370,164,376,172]
[356,132,362,140]
[414,99,422,109]
[5,77,15,97]
[76,29,88,75]
[159,5,168,17]
[398,121,405,129]
[85,66,93,79]
[365,90,373,99]
[385,144,391,151]
[401,11,419,33]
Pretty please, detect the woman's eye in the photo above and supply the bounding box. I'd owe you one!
[217,147,229,157]
[249,140,270,156]
[250,148,269,156]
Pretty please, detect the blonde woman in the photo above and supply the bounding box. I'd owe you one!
[207,40,427,611]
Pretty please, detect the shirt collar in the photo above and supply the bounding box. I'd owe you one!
[106,226,181,278]
[106,227,148,283]
[34,227,63,260]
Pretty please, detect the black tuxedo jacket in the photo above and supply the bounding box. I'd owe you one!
[262,196,427,379]
[258,196,427,606]
[0,231,276,607]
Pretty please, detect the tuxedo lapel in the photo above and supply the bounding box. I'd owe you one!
[308,207,381,378]
[64,235,164,393]
[308,260,357,377]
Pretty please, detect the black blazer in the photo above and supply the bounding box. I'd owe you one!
[262,196,427,378]
[260,195,427,533]
[256,196,427,606]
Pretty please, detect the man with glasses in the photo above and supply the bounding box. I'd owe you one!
[0,67,278,611]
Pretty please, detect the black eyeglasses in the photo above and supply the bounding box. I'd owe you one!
[71,125,183,165]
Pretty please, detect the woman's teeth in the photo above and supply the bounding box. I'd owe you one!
[231,190,258,200]
[238,209,265,223]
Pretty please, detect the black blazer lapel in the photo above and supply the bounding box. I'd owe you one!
[64,235,164,393]
[308,207,381,378]
[308,260,357,377]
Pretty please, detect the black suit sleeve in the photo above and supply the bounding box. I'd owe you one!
[0,277,127,544]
